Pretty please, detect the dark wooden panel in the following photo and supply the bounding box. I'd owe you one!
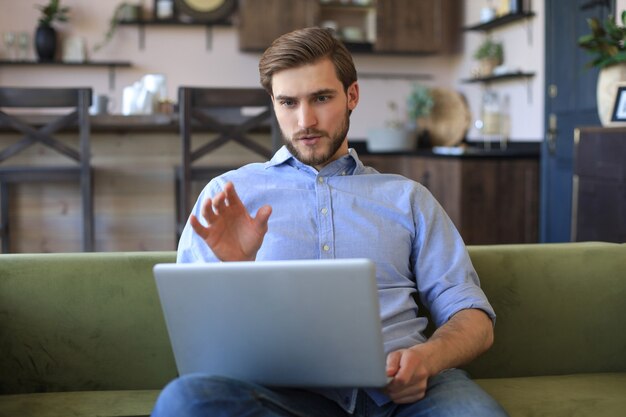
[460,159,538,244]
[375,0,460,53]
[573,127,626,242]
[238,0,320,51]
[360,154,539,244]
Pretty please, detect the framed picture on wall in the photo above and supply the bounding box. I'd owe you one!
[610,83,626,124]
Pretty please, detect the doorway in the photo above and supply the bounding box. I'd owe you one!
[541,0,613,242]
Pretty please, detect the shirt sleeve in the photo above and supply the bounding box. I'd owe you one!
[411,184,496,328]
[176,181,224,264]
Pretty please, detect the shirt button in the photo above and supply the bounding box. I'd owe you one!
[323,244,330,251]
[321,207,328,215]
[318,177,324,184]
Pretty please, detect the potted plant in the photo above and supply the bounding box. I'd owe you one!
[367,101,416,152]
[473,37,503,76]
[34,0,69,61]
[407,83,434,122]
[578,11,626,125]
[93,2,142,53]
[406,83,435,146]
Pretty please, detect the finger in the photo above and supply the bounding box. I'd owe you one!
[387,380,426,402]
[201,198,218,224]
[223,182,244,208]
[212,191,227,215]
[386,351,402,377]
[254,205,272,229]
[391,391,426,404]
[190,214,209,239]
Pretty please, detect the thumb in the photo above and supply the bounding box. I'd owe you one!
[254,205,272,229]
[386,351,402,377]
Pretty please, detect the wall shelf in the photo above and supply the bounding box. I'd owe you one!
[117,18,232,27]
[0,60,132,90]
[117,18,232,50]
[462,71,536,104]
[461,71,535,84]
[463,12,536,32]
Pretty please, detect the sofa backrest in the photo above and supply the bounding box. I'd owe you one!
[0,252,178,394]
[465,242,626,379]
[2,243,625,394]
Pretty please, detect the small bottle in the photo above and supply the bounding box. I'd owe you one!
[499,94,511,150]
[481,91,500,135]
[481,90,501,150]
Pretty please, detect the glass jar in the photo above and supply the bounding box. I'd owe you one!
[481,90,501,136]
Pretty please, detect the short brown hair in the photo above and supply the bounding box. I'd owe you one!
[258,27,357,96]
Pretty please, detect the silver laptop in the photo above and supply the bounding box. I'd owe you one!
[153,258,388,388]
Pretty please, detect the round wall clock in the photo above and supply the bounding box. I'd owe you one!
[174,0,237,22]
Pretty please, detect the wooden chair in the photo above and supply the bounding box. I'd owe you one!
[0,87,93,253]
[176,87,281,239]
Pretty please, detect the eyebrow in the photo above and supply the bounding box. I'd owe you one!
[274,88,338,102]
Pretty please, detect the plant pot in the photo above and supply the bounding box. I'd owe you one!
[366,127,416,152]
[35,24,57,62]
[597,63,626,126]
[479,58,499,77]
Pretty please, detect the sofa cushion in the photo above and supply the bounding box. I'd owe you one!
[0,390,160,417]
[476,373,626,417]
[0,251,177,394]
[466,242,626,378]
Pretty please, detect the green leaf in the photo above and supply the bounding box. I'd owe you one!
[578,34,595,45]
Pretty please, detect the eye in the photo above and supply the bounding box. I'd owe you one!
[279,99,296,108]
[316,95,331,103]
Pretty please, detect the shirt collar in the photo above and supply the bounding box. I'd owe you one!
[266,145,367,176]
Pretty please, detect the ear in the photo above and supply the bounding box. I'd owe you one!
[347,82,359,111]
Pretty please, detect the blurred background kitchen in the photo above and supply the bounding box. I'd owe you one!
[1,0,624,252]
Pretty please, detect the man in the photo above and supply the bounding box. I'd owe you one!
[152,27,508,417]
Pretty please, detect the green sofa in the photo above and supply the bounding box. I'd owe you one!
[1,242,625,417]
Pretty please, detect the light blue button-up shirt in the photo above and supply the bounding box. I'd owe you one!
[177,146,495,413]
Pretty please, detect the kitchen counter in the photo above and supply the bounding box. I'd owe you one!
[350,140,540,159]
[0,114,541,159]
[0,114,540,251]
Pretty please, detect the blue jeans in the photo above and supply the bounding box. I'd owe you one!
[151,369,508,417]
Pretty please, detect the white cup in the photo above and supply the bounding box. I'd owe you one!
[89,94,113,115]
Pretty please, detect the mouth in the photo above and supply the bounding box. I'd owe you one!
[295,130,325,146]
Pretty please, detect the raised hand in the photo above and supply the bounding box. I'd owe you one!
[189,182,272,261]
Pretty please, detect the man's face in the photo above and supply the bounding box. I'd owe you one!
[271,58,359,170]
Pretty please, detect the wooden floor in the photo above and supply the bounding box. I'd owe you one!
[1,132,271,253]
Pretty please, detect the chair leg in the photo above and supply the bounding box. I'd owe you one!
[1,182,10,253]
[174,168,183,243]
[81,171,94,252]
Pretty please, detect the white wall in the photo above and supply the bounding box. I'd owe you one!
[455,1,545,141]
[0,0,544,141]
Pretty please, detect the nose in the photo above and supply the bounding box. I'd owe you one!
[297,103,317,129]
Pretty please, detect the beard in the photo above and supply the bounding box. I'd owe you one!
[282,107,350,168]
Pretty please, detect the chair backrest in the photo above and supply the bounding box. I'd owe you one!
[0,87,92,168]
[177,86,281,221]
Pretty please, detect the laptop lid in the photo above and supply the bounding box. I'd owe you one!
[153,258,388,388]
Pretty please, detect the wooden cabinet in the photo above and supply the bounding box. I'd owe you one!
[238,0,460,54]
[375,0,460,53]
[572,127,626,242]
[238,0,320,51]
[360,153,539,244]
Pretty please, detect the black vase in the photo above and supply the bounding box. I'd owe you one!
[35,24,57,62]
